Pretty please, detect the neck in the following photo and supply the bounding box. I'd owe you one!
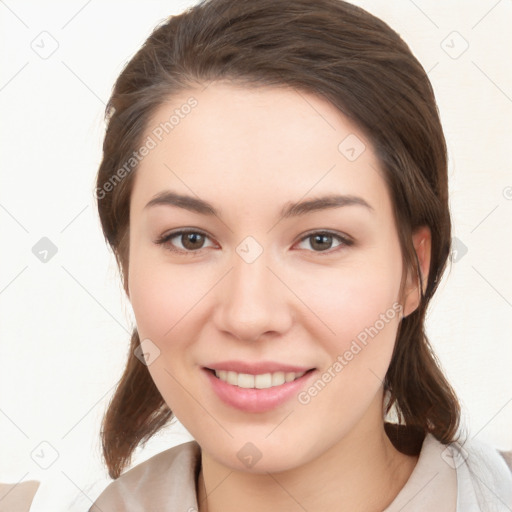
[197,400,418,512]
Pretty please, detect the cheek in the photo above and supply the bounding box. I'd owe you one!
[292,257,403,348]
[287,252,404,403]
[292,266,403,438]
[128,249,211,341]
[129,271,174,340]
[128,253,207,412]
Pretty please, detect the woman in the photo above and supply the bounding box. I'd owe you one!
[90,0,512,510]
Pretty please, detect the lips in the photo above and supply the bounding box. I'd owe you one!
[202,361,317,413]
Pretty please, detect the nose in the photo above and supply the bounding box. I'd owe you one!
[213,250,293,342]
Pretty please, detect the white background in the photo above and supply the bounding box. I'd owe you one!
[0,0,511,510]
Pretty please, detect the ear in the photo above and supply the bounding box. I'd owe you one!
[402,226,431,318]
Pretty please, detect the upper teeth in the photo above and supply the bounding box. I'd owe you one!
[214,370,306,389]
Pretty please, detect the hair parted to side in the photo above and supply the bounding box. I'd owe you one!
[95,0,460,479]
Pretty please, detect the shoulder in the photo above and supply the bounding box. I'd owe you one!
[446,435,512,510]
[89,440,201,512]
[384,424,512,511]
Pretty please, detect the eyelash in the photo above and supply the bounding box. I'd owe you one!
[154,229,354,256]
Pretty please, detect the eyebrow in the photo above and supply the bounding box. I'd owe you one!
[144,190,374,218]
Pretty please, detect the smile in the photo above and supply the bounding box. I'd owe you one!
[213,369,307,389]
[203,366,317,413]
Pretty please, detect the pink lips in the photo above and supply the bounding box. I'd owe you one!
[202,362,316,413]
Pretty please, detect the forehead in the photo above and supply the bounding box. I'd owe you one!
[130,82,391,218]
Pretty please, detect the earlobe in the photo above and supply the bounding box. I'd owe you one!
[402,226,432,317]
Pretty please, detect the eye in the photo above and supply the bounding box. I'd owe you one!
[154,229,216,254]
[155,229,353,256]
[295,231,353,254]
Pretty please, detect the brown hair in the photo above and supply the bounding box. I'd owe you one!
[95,0,460,479]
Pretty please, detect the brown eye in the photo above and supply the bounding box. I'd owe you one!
[310,233,335,251]
[296,231,353,253]
[180,232,206,250]
[155,229,215,254]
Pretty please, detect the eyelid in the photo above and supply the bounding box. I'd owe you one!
[294,230,353,254]
[154,228,353,255]
[154,228,216,254]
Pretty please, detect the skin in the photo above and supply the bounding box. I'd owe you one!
[127,82,432,512]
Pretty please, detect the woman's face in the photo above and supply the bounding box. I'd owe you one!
[127,82,422,473]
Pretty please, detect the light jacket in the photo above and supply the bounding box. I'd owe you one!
[89,433,512,511]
